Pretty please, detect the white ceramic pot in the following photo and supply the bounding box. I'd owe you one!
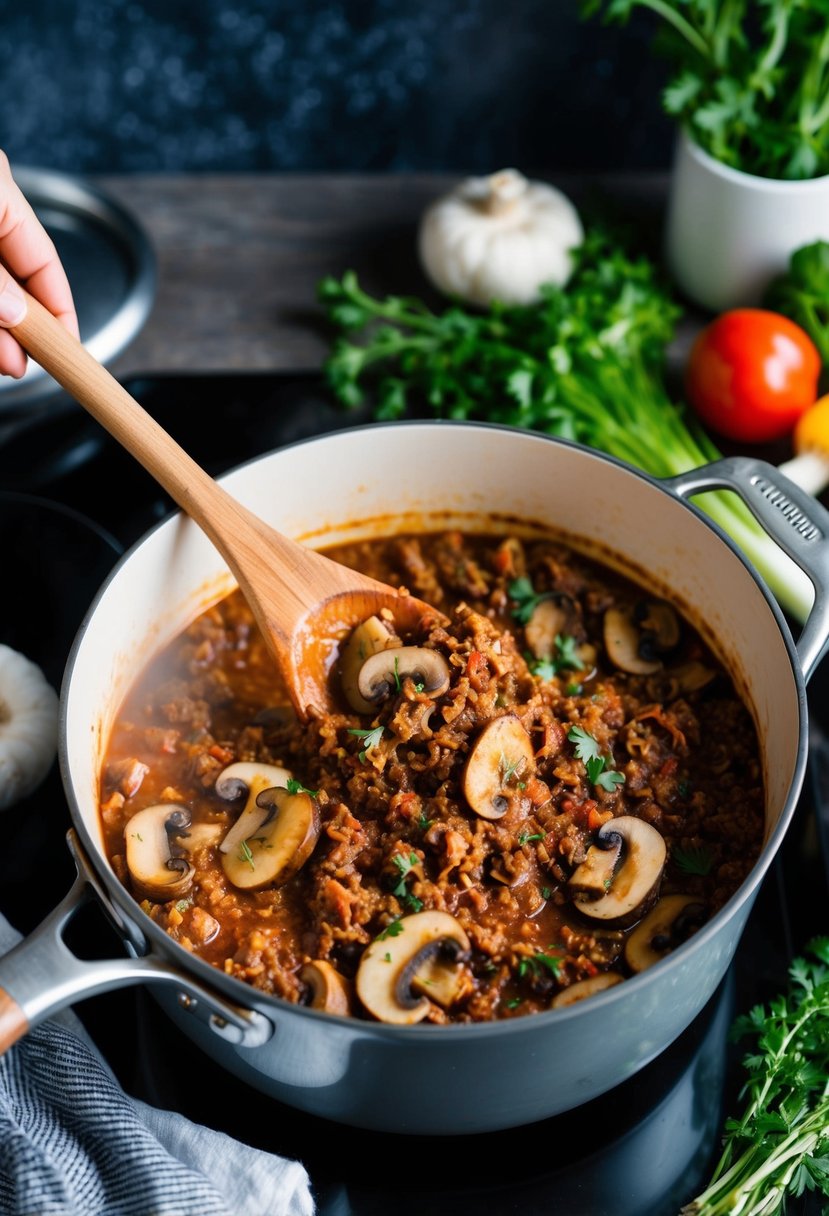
[665,130,829,313]
[1,425,829,1133]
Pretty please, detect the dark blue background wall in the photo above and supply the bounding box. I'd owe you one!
[0,0,672,174]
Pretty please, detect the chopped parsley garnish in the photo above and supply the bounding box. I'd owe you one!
[517,947,563,980]
[506,997,524,1010]
[508,576,555,625]
[383,952,392,963]
[392,655,402,693]
[565,682,583,696]
[672,843,714,876]
[417,813,434,831]
[377,918,404,941]
[517,832,544,845]
[500,753,523,784]
[238,839,256,871]
[527,634,585,682]
[391,853,424,913]
[175,899,192,914]
[541,886,552,900]
[286,777,319,797]
[567,725,625,792]
[347,724,385,762]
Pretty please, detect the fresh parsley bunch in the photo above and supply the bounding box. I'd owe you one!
[683,938,829,1215]
[583,0,829,180]
[318,232,813,623]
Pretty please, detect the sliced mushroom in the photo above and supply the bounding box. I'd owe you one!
[568,831,624,898]
[635,600,680,657]
[603,607,661,676]
[604,601,682,676]
[625,894,707,973]
[462,714,535,820]
[222,787,320,890]
[300,960,353,1016]
[357,646,450,705]
[180,821,225,852]
[525,599,569,661]
[216,761,293,857]
[356,910,471,1025]
[668,661,717,695]
[571,817,667,927]
[551,972,623,1008]
[125,803,195,903]
[340,615,401,713]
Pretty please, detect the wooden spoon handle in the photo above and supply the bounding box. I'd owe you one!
[9,292,318,629]
[12,293,221,512]
[0,986,28,1054]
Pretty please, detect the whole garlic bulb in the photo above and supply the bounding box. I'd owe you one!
[418,168,583,307]
[0,644,59,811]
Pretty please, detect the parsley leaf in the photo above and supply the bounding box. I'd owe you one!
[391,853,423,913]
[672,843,714,876]
[286,777,319,797]
[508,576,555,625]
[528,634,586,682]
[377,919,404,941]
[517,947,563,980]
[567,725,625,792]
[347,724,385,762]
[238,839,256,871]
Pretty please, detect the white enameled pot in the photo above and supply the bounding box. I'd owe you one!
[2,423,829,1135]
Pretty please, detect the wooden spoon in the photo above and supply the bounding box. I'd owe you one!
[9,292,439,717]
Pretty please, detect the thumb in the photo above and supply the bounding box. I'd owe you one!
[0,268,26,327]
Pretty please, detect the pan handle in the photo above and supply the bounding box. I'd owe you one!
[664,455,829,683]
[0,829,273,1054]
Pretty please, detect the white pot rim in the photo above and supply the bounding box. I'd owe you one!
[680,127,829,192]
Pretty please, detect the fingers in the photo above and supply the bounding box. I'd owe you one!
[0,151,79,378]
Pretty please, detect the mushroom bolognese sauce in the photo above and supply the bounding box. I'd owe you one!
[99,530,764,1023]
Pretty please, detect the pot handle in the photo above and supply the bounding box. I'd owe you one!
[664,456,829,682]
[0,829,273,1054]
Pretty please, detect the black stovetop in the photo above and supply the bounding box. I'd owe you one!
[1,373,826,1216]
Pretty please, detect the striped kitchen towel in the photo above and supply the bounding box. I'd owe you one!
[0,915,314,1216]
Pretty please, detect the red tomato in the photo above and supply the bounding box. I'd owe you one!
[685,309,820,443]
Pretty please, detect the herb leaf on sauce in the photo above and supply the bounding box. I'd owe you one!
[347,724,385,762]
[507,577,555,625]
[391,853,424,913]
[286,777,319,797]
[672,843,714,876]
[568,725,625,792]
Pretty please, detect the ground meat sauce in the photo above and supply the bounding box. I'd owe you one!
[101,531,764,1023]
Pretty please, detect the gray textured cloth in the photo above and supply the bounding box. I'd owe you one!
[0,915,315,1216]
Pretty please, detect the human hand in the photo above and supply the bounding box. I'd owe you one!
[0,151,78,378]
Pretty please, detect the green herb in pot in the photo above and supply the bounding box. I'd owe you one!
[582,0,829,181]
[319,232,812,622]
